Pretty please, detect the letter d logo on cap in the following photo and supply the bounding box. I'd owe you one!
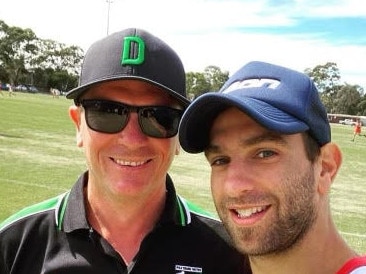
[121,36,145,65]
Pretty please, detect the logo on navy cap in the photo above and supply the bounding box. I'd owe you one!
[222,78,281,94]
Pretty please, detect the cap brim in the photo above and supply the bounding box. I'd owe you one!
[179,91,309,153]
[66,76,190,107]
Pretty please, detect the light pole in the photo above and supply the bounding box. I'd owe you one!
[106,0,113,35]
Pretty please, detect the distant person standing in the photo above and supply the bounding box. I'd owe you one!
[0,82,4,96]
[8,84,15,97]
[50,87,60,98]
[352,119,365,141]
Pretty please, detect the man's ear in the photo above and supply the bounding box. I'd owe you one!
[69,105,83,147]
[318,143,342,194]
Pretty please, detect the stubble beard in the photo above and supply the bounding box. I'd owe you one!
[216,166,317,256]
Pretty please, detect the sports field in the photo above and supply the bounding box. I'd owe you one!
[0,92,365,253]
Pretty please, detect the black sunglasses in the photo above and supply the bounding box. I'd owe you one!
[77,99,184,138]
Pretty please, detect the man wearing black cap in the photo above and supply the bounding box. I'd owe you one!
[0,28,249,273]
[179,61,366,274]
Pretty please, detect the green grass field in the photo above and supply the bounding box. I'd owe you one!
[0,92,365,253]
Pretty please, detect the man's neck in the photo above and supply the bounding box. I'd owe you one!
[85,183,167,264]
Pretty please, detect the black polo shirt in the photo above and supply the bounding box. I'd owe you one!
[0,172,250,274]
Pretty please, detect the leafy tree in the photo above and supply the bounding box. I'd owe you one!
[36,39,83,75]
[357,95,366,116]
[0,20,83,92]
[186,72,211,99]
[186,66,229,99]
[0,20,38,86]
[305,62,341,113]
[203,65,229,92]
[305,62,341,93]
[333,84,362,115]
[305,62,366,115]
[34,39,83,91]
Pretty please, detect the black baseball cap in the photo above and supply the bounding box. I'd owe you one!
[66,28,190,107]
[179,61,331,153]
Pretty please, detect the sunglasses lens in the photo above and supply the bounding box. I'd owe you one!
[80,100,183,138]
[83,101,128,133]
[139,107,183,138]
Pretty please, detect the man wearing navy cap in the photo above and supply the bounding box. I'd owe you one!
[179,61,366,273]
[0,28,249,273]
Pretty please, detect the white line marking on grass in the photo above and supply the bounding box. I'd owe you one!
[340,231,366,238]
[1,178,67,191]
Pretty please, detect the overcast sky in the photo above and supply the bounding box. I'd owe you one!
[1,0,365,89]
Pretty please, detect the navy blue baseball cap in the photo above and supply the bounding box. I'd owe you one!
[66,28,190,107]
[179,61,331,153]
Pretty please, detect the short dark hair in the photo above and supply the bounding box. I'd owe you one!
[302,132,321,163]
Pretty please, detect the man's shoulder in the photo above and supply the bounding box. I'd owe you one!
[337,256,366,274]
[178,196,220,222]
[0,192,69,233]
[174,196,249,272]
[177,196,233,241]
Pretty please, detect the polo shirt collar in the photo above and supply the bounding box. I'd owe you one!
[61,171,191,232]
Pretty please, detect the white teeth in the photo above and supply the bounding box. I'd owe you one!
[236,206,266,218]
[114,159,146,167]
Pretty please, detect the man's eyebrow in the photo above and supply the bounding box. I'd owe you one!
[204,144,220,157]
[204,131,288,157]
[242,132,287,147]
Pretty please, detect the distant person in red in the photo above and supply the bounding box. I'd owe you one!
[352,119,365,141]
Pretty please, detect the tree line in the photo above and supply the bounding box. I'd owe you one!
[0,20,83,93]
[1,20,365,115]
